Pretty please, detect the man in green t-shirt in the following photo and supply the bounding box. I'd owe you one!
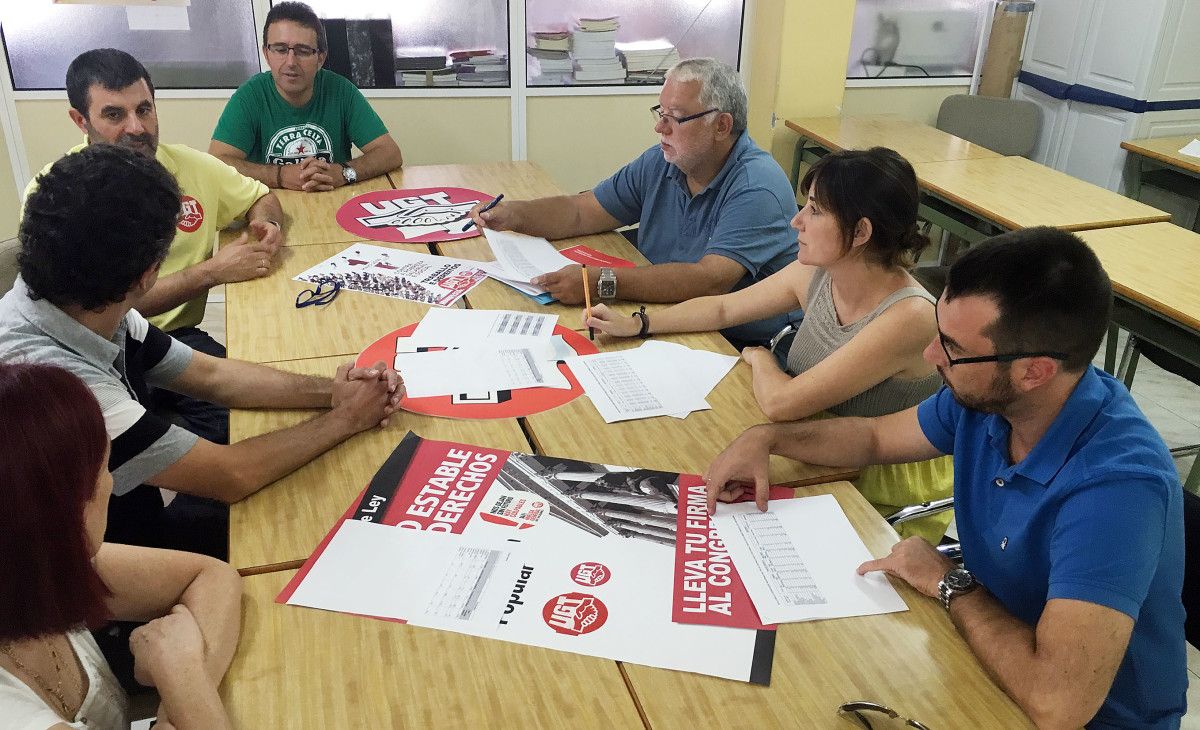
[209,1,403,192]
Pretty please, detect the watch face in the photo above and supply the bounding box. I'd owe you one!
[946,569,975,590]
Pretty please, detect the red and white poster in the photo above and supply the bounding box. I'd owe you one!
[279,433,777,684]
[336,187,490,244]
[294,243,488,307]
[356,323,598,419]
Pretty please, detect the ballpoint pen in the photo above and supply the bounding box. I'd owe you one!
[462,193,505,231]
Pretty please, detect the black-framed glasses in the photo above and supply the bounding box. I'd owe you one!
[837,700,932,730]
[650,104,720,126]
[296,280,341,308]
[934,305,1067,367]
[265,42,320,59]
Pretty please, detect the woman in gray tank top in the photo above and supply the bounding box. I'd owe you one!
[587,148,953,542]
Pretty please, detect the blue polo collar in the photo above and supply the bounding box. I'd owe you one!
[983,367,1107,486]
[665,130,752,197]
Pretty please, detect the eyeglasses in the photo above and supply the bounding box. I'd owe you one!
[837,700,932,730]
[295,280,341,308]
[650,104,720,126]
[934,305,1067,367]
[266,42,320,59]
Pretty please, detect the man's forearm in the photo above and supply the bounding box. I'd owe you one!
[509,196,591,240]
[614,263,738,303]
[186,360,332,409]
[136,263,218,318]
[761,418,883,468]
[948,589,1046,713]
[216,155,280,188]
[246,191,283,225]
[347,148,401,181]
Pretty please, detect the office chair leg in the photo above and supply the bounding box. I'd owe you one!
[1181,452,1200,493]
[1117,334,1142,389]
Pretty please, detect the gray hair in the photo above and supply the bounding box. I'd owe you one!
[665,58,748,133]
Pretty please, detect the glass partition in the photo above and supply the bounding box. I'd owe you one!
[846,0,991,80]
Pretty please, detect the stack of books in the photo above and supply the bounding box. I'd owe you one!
[452,49,508,86]
[394,53,449,72]
[531,30,570,51]
[617,40,680,82]
[527,47,573,85]
[399,66,459,87]
[571,16,625,83]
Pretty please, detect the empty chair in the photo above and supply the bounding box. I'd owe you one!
[936,94,1042,158]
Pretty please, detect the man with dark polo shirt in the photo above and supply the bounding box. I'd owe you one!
[705,228,1187,728]
[209,1,403,192]
[469,58,800,348]
[0,145,403,559]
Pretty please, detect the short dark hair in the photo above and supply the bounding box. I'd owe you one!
[20,144,181,311]
[945,227,1112,371]
[263,1,328,53]
[66,48,155,118]
[800,147,929,269]
[0,363,112,641]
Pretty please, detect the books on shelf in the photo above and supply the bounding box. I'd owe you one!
[572,59,627,82]
[399,66,459,87]
[532,30,570,52]
[576,16,620,32]
[451,49,509,86]
[394,55,449,72]
[616,40,680,73]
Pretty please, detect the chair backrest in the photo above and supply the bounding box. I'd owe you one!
[936,94,1042,158]
[0,236,19,295]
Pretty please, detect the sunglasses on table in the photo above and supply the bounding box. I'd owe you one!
[295,280,341,308]
[837,700,932,730]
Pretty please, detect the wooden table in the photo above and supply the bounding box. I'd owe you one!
[524,330,859,488]
[274,174,398,247]
[224,240,447,364]
[784,115,1002,190]
[623,480,1033,729]
[228,355,532,573]
[1121,135,1200,232]
[1079,223,1200,419]
[223,481,1029,728]
[223,569,644,728]
[914,156,1171,243]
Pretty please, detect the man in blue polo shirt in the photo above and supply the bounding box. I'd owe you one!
[468,58,799,347]
[704,227,1187,729]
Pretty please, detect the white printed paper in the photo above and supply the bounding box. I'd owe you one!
[393,347,568,397]
[712,496,907,624]
[483,229,574,282]
[1178,139,1200,159]
[409,308,557,348]
[293,244,487,307]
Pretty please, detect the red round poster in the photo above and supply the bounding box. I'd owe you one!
[356,323,598,419]
[336,187,491,244]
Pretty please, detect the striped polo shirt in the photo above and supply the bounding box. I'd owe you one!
[0,277,198,495]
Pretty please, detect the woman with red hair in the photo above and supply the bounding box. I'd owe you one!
[0,362,242,729]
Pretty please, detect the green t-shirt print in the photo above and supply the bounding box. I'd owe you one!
[213,69,389,166]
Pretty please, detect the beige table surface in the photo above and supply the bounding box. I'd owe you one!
[1078,222,1200,331]
[624,479,1032,729]
[1121,135,1200,176]
[523,330,860,488]
[224,239,448,364]
[274,173,398,247]
[785,115,1004,163]
[914,156,1171,232]
[223,570,643,729]
[228,356,531,573]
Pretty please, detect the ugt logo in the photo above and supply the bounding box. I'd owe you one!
[542,592,608,636]
[177,196,204,233]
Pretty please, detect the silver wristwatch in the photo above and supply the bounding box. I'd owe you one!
[937,567,978,611]
[597,267,617,299]
[341,163,358,185]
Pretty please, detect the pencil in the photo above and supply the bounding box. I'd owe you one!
[581,265,594,340]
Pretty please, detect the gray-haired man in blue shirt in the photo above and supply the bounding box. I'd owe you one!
[469,58,800,348]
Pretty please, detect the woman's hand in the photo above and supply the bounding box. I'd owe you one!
[584,303,641,338]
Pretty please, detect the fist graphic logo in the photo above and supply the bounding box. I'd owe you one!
[177,196,204,233]
[543,592,608,636]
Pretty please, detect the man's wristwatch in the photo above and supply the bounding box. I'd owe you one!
[341,163,358,185]
[597,267,617,299]
[937,567,978,611]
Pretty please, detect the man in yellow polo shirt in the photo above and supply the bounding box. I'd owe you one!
[27,48,285,445]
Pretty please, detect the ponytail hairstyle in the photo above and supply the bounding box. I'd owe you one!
[799,146,929,269]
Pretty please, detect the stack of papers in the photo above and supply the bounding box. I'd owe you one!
[564,341,738,423]
[393,309,571,398]
[479,229,574,300]
[1179,138,1200,159]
